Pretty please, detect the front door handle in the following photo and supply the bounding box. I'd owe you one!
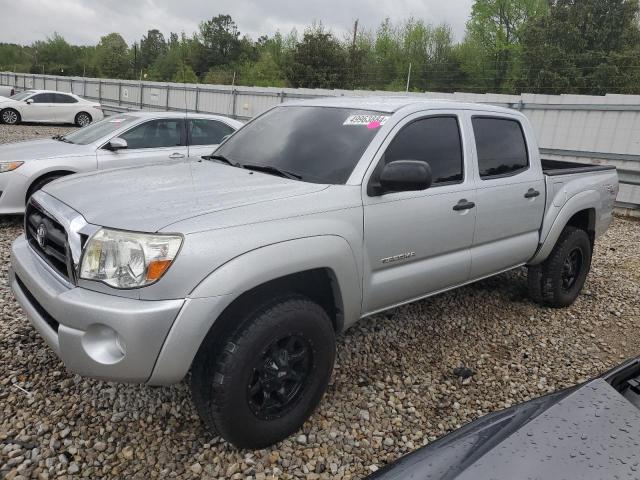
[524,188,540,199]
[453,199,476,211]
[169,152,185,159]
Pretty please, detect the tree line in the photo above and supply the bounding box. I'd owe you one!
[1,0,640,95]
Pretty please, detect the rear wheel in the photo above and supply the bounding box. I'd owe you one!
[1,108,20,125]
[190,294,336,449]
[528,226,592,308]
[75,112,92,127]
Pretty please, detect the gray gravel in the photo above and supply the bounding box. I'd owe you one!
[1,124,639,479]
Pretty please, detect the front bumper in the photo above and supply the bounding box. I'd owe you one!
[0,170,28,214]
[10,234,185,383]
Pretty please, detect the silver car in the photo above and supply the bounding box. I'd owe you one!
[0,111,243,214]
[9,97,618,449]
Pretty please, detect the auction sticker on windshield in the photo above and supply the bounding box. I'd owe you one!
[343,114,389,127]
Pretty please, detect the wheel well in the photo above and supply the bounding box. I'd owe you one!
[194,268,344,364]
[566,208,596,245]
[26,170,75,202]
[76,111,92,119]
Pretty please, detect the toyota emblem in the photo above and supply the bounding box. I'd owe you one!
[36,223,47,249]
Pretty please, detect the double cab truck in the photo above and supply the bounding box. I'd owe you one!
[9,97,619,448]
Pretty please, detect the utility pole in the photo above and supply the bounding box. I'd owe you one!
[350,19,359,90]
[405,62,412,93]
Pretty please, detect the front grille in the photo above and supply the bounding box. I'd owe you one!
[25,202,71,282]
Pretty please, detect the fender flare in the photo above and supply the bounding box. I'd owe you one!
[149,235,361,385]
[529,189,599,265]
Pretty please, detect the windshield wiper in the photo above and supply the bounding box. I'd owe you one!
[52,135,73,144]
[202,154,242,168]
[241,163,303,180]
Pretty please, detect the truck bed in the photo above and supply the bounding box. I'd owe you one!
[542,158,616,177]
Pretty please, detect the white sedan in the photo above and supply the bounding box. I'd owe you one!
[0,90,104,127]
[0,111,243,214]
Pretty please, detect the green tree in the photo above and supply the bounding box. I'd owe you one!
[197,14,241,73]
[463,0,548,91]
[518,0,640,94]
[173,64,198,83]
[286,26,348,89]
[94,33,130,78]
[140,29,168,69]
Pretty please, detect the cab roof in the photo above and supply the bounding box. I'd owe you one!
[283,95,518,116]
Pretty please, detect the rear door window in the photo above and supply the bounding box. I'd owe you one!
[188,119,235,145]
[472,117,529,178]
[54,93,78,103]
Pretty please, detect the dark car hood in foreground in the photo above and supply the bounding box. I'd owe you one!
[43,160,328,232]
[370,358,640,480]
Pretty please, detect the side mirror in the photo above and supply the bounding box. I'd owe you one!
[375,160,433,195]
[107,137,128,151]
[25,98,34,105]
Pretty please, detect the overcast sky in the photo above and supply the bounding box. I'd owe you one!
[0,0,474,46]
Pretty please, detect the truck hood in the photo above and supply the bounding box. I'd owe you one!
[44,161,329,232]
[370,358,640,480]
[0,138,93,161]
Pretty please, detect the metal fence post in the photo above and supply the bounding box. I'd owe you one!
[98,80,102,104]
[118,82,122,108]
[165,84,170,111]
[195,85,200,112]
[140,82,144,110]
[232,88,238,118]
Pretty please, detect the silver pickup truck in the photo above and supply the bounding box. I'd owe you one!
[9,97,619,449]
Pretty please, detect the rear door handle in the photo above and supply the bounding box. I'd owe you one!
[453,199,476,211]
[524,188,540,198]
[169,152,185,159]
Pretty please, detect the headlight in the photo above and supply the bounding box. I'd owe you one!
[0,161,23,173]
[80,229,183,289]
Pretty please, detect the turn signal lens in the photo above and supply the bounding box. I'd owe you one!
[0,161,24,173]
[146,259,173,282]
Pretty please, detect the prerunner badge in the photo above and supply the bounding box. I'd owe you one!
[343,114,389,128]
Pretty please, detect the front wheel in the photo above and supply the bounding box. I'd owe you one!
[190,295,336,449]
[528,226,592,308]
[1,108,20,125]
[75,112,92,127]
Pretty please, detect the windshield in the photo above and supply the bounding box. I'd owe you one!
[9,91,33,101]
[214,106,389,184]
[62,115,138,145]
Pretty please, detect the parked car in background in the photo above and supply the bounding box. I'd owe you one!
[0,85,16,98]
[0,111,243,214]
[368,357,640,480]
[9,98,617,449]
[0,89,103,126]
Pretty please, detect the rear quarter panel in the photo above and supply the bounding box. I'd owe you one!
[529,169,618,265]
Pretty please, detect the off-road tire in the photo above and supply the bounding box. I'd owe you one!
[528,226,592,308]
[190,294,336,449]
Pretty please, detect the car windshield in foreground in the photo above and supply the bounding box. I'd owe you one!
[62,115,138,145]
[9,91,33,101]
[214,106,389,184]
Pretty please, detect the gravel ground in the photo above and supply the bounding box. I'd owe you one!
[0,124,639,479]
[0,124,76,144]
